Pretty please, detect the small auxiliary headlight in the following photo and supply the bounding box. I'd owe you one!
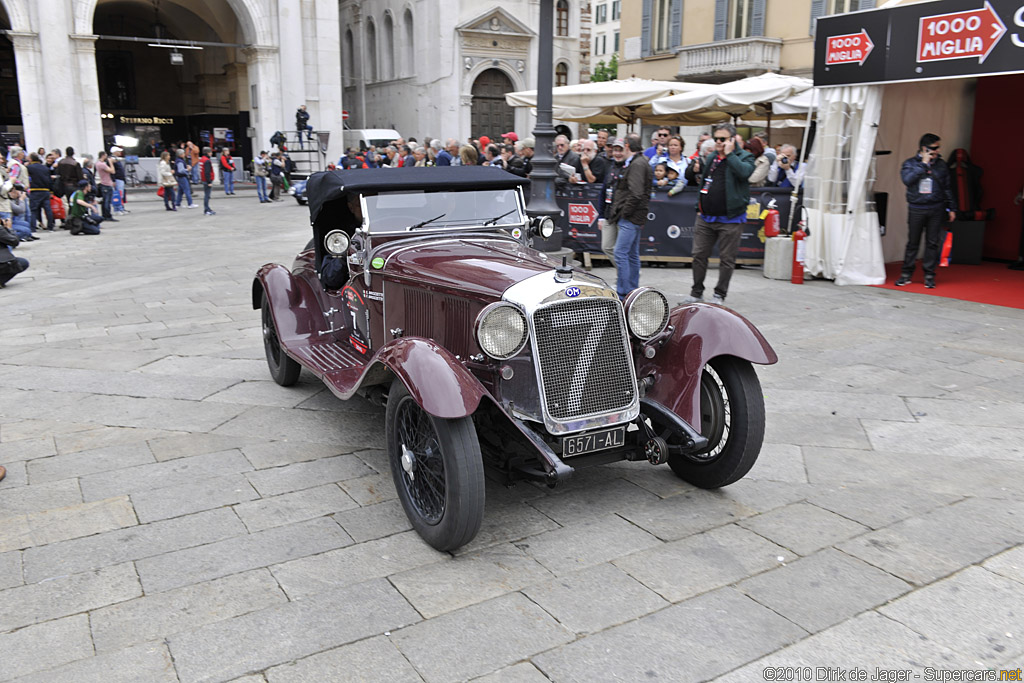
[530,216,555,239]
[475,303,529,360]
[325,230,350,255]
[625,288,670,341]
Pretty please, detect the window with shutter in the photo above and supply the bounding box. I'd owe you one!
[670,0,683,49]
[809,0,825,35]
[556,0,570,36]
[714,0,728,41]
[641,0,653,56]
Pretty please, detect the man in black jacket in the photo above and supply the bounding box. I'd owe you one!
[26,153,55,231]
[608,133,653,300]
[896,133,956,289]
[296,105,313,148]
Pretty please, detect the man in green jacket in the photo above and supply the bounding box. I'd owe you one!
[683,123,755,305]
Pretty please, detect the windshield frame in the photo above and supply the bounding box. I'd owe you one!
[359,187,528,237]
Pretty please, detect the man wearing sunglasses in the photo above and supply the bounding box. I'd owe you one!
[896,133,956,289]
[683,122,755,305]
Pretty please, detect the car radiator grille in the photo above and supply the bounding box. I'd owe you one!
[532,298,636,421]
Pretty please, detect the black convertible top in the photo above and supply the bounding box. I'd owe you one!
[307,166,529,227]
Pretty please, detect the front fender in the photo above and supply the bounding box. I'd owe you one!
[373,337,487,419]
[253,263,325,344]
[638,303,777,429]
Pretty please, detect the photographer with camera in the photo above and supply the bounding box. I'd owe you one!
[767,144,804,189]
[895,133,956,289]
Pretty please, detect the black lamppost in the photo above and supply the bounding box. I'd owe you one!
[527,0,562,250]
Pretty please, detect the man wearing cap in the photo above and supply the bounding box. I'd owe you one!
[599,138,628,270]
[502,132,519,145]
[607,133,653,300]
[508,139,534,178]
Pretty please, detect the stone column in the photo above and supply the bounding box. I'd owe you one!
[7,31,44,149]
[242,46,282,155]
[70,34,105,155]
[313,0,344,164]
[277,1,306,138]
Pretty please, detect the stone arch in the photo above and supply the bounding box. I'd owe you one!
[466,63,523,140]
[381,10,395,81]
[365,18,378,82]
[555,60,570,87]
[402,5,414,78]
[73,0,271,45]
[0,0,29,32]
[463,59,525,102]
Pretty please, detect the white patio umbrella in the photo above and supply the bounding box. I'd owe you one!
[505,78,710,127]
[651,72,814,125]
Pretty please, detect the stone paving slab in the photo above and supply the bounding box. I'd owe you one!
[168,578,420,683]
[0,495,137,552]
[2,193,1022,681]
[533,588,807,682]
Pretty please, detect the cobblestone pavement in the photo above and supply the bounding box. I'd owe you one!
[1,189,1022,682]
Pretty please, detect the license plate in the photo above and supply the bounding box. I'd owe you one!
[562,426,626,457]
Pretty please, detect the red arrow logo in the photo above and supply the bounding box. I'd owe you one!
[825,29,874,66]
[917,0,1007,64]
[567,202,598,226]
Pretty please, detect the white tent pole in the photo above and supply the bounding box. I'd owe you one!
[788,90,817,232]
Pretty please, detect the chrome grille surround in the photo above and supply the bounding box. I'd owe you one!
[503,270,640,435]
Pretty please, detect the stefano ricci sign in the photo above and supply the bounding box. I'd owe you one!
[813,0,1024,86]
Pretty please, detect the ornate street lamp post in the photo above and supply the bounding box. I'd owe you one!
[527,0,562,250]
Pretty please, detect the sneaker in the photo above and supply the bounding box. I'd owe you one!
[894,276,912,286]
[925,278,936,289]
[712,294,725,304]
[204,210,216,216]
[187,204,199,209]
[679,295,704,305]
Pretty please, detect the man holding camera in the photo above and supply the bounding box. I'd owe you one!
[767,144,803,189]
[683,123,755,305]
[895,133,956,289]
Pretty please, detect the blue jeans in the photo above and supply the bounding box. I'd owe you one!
[613,218,642,298]
[255,176,267,201]
[203,183,212,212]
[163,185,176,210]
[176,176,193,206]
[114,179,126,212]
[191,165,199,183]
[100,184,113,218]
[11,215,31,240]
[222,170,234,194]
[29,191,54,231]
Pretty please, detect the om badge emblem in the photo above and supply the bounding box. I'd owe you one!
[565,286,581,298]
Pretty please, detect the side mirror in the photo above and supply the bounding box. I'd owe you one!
[324,229,350,256]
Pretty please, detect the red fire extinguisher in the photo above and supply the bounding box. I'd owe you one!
[763,198,780,238]
[791,219,807,284]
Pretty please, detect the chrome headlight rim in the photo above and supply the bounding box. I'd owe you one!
[324,229,351,256]
[624,287,670,341]
[530,215,555,239]
[475,302,529,360]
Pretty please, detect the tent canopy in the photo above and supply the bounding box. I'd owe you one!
[505,78,709,125]
[651,72,814,123]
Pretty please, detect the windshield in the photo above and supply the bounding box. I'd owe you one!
[364,188,525,234]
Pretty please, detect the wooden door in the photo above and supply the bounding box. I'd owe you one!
[471,69,515,140]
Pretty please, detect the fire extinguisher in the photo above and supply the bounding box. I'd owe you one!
[762,196,780,238]
[791,212,808,284]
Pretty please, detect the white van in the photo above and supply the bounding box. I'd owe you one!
[343,129,402,151]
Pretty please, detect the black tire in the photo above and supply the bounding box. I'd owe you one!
[386,379,485,551]
[667,356,766,489]
[261,292,301,386]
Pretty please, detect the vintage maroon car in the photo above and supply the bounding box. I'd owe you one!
[254,167,777,551]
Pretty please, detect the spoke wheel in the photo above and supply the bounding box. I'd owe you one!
[262,293,301,386]
[667,356,765,489]
[386,379,484,551]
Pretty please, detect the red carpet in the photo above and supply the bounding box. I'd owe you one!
[874,261,1024,309]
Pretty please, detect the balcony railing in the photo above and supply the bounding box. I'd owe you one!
[675,36,782,80]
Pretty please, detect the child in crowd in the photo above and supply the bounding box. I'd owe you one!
[666,166,685,196]
[653,163,670,188]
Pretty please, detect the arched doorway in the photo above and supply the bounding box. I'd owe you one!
[92,0,251,159]
[471,69,514,141]
[0,3,21,143]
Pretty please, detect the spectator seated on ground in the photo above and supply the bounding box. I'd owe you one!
[68,180,103,235]
[0,220,28,288]
[7,185,34,240]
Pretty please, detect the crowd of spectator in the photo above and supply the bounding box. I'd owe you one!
[0,144,143,289]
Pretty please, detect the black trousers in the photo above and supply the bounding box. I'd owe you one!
[902,207,946,279]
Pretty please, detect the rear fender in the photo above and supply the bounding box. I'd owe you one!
[638,303,777,428]
[373,337,487,419]
[252,263,326,345]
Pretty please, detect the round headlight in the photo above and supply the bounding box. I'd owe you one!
[625,288,669,340]
[476,303,529,360]
[325,230,350,255]
[538,216,554,239]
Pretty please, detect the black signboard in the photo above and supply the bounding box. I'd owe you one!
[814,0,1024,87]
[555,185,794,262]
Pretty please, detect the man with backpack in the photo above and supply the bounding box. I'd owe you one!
[199,147,216,216]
